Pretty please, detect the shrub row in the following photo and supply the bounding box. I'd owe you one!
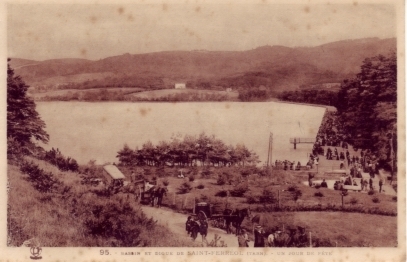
[41,148,79,172]
[253,203,396,216]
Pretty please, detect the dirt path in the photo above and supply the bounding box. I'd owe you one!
[141,206,253,247]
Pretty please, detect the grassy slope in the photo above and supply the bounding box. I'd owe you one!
[241,212,397,247]
[29,87,144,99]
[7,157,198,247]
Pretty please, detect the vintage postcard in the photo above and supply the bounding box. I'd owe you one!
[1,0,405,261]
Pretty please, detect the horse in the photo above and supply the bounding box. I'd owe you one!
[189,219,208,243]
[223,208,251,235]
[190,220,200,241]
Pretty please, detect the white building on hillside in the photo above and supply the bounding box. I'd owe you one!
[175,83,186,89]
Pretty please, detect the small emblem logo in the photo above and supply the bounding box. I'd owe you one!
[30,246,42,260]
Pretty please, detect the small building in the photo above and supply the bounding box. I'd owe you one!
[103,164,126,186]
[175,83,186,89]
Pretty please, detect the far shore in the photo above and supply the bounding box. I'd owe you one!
[35,98,337,111]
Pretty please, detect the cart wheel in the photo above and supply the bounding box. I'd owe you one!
[197,210,207,221]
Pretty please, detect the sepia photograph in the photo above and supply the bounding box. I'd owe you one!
[3,0,405,261]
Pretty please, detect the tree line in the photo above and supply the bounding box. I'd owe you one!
[117,133,260,167]
[277,89,339,106]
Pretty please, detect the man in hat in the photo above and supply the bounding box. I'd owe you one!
[297,226,308,247]
[237,229,249,247]
[286,227,298,247]
[254,225,266,247]
[267,229,282,247]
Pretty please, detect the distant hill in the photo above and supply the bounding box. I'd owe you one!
[10,37,396,92]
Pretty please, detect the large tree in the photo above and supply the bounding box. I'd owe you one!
[337,52,397,167]
[7,59,49,155]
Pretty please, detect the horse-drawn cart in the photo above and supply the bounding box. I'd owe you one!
[190,202,249,234]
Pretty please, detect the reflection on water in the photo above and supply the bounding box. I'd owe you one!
[36,102,325,165]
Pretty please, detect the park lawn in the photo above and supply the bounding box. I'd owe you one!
[241,211,397,247]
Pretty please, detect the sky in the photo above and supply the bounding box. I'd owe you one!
[7,2,397,61]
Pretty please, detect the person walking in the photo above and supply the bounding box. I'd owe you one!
[186,216,193,236]
[379,179,383,193]
[369,177,373,190]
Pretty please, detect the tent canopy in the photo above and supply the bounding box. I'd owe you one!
[103,165,126,180]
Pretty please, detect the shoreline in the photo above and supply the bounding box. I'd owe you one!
[34,98,337,110]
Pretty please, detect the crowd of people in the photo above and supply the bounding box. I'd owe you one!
[241,224,309,247]
[274,160,306,171]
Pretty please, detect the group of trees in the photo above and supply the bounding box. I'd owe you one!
[49,75,166,90]
[278,52,397,171]
[238,89,269,101]
[277,89,339,106]
[117,133,260,167]
[336,53,397,169]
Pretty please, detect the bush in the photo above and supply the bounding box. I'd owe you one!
[287,186,302,201]
[229,183,248,197]
[314,191,324,197]
[162,179,169,186]
[188,176,195,182]
[215,190,228,197]
[42,148,79,172]
[259,189,276,204]
[196,184,205,189]
[368,190,375,195]
[392,196,397,202]
[287,185,298,192]
[350,198,358,205]
[372,197,380,203]
[177,182,192,194]
[245,193,261,204]
[201,167,211,178]
[81,200,156,246]
[156,166,166,177]
[217,175,226,186]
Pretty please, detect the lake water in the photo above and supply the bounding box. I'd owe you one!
[36,102,325,165]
